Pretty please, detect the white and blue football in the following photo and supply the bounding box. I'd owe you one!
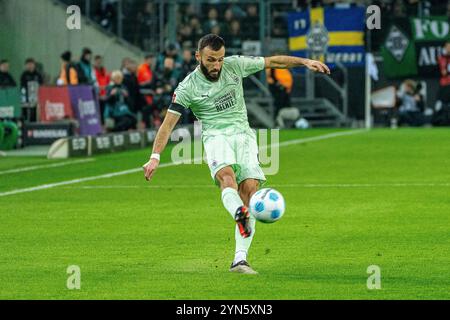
[249,188,285,223]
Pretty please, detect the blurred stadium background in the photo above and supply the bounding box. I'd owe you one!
[0,0,449,156]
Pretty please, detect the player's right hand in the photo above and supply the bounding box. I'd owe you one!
[143,159,159,181]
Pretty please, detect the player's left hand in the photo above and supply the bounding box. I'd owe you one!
[305,59,331,74]
[142,158,159,182]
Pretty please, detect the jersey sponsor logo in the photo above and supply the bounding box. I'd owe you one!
[214,89,236,112]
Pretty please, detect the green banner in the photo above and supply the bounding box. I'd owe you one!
[382,16,449,79]
[411,16,450,42]
[0,88,21,118]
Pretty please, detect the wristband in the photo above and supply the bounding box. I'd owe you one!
[150,153,160,161]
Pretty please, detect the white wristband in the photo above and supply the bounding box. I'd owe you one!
[150,153,160,161]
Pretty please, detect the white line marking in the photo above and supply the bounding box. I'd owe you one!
[261,129,367,150]
[0,159,95,175]
[0,162,177,197]
[272,183,450,188]
[0,130,365,197]
[58,182,450,190]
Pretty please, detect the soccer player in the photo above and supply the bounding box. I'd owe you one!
[143,34,330,274]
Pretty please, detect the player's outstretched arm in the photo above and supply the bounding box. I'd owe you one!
[264,55,330,74]
[142,111,181,181]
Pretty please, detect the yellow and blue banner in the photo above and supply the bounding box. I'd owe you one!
[288,7,366,69]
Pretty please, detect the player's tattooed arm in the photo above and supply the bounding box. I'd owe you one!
[264,56,330,74]
[143,112,180,181]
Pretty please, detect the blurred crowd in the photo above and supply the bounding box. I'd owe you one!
[1,38,449,131]
[393,42,450,127]
[61,0,450,54]
[0,44,198,133]
[1,0,449,133]
[59,0,292,53]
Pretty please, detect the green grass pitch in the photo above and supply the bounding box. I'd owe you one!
[0,128,449,299]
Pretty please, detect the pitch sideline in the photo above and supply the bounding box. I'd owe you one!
[0,159,95,176]
[58,182,450,189]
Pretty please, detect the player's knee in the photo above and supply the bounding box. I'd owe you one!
[243,180,258,196]
[216,168,237,189]
[221,175,237,189]
[239,180,258,205]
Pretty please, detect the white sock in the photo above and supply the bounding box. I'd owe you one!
[234,250,247,264]
[221,187,256,264]
[221,187,243,220]
[234,214,256,263]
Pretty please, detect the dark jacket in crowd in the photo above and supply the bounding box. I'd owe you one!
[104,84,137,132]
[77,59,94,85]
[123,71,142,114]
[180,58,197,80]
[20,70,43,88]
[0,71,17,88]
[20,70,43,101]
[104,84,135,119]
[154,53,183,87]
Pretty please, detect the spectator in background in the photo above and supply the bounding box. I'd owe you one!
[396,79,425,127]
[178,24,196,49]
[154,43,183,88]
[224,20,243,50]
[266,64,294,122]
[393,0,407,17]
[0,60,17,88]
[135,1,159,52]
[93,55,109,97]
[104,70,136,132]
[152,57,178,121]
[242,4,259,40]
[189,16,204,44]
[77,48,96,85]
[121,57,131,74]
[93,55,110,122]
[272,17,288,37]
[203,8,220,34]
[57,51,78,85]
[437,41,450,105]
[180,50,197,124]
[222,7,235,35]
[123,59,142,116]
[228,3,246,19]
[96,0,117,33]
[20,58,43,104]
[182,3,198,25]
[180,49,197,80]
[210,24,221,37]
[137,54,157,128]
[433,41,450,126]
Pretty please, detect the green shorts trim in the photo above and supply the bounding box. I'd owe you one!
[212,163,267,187]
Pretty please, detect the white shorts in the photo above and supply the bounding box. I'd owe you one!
[202,129,266,186]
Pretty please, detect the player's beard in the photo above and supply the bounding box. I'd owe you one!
[200,61,221,82]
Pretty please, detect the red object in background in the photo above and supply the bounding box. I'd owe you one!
[137,62,153,105]
[38,86,74,122]
[438,54,450,87]
[95,67,110,97]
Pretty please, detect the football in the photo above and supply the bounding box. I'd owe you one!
[249,188,286,223]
